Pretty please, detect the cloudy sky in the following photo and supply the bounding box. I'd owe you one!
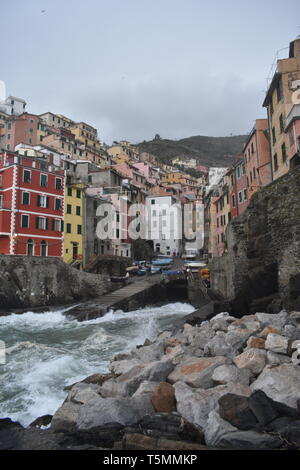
[1,0,299,144]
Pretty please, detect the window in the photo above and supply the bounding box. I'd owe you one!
[274,153,278,172]
[282,143,287,163]
[151,199,155,205]
[66,223,72,233]
[76,189,81,198]
[22,192,30,205]
[77,225,82,235]
[52,219,62,231]
[272,127,276,144]
[41,241,47,257]
[67,187,72,197]
[244,189,248,201]
[276,79,283,102]
[217,218,219,228]
[55,178,62,190]
[76,206,81,216]
[238,191,243,203]
[251,143,254,154]
[228,212,232,222]
[279,114,285,134]
[29,128,33,134]
[27,239,34,256]
[7,134,10,140]
[40,174,48,187]
[242,164,246,176]
[55,198,62,211]
[37,195,49,208]
[67,204,72,214]
[21,214,29,228]
[36,217,48,230]
[236,166,241,178]
[23,170,31,183]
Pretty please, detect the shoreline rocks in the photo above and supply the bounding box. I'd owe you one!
[3,308,300,450]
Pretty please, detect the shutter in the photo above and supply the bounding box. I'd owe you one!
[52,219,55,231]
[37,195,41,207]
[46,197,49,208]
[45,219,49,230]
[61,221,64,232]
[36,217,39,229]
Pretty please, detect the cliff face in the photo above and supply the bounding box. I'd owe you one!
[0,256,111,312]
[210,166,300,314]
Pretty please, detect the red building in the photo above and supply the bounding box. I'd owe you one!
[0,151,64,257]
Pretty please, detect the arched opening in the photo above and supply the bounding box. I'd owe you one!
[27,239,34,256]
[41,240,47,257]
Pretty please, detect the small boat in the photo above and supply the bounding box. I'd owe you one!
[152,258,173,266]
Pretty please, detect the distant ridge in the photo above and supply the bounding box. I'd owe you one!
[138,134,248,167]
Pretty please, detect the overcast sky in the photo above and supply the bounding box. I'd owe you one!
[1,0,299,144]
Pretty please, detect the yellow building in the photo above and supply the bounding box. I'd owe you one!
[263,36,300,180]
[63,182,85,269]
[69,121,101,151]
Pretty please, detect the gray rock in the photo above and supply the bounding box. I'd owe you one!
[225,328,255,351]
[204,410,238,447]
[204,331,237,358]
[265,333,289,354]
[109,359,142,376]
[77,394,154,430]
[133,342,165,363]
[168,356,228,389]
[212,364,251,386]
[190,323,215,349]
[255,311,288,331]
[267,351,291,366]
[174,381,251,429]
[251,364,300,408]
[50,402,80,432]
[101,360,175,398]
[217,429,283,450]
[132,381,159,397]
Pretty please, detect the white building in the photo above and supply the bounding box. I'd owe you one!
[146,195,183,256]
[0,96,26,116]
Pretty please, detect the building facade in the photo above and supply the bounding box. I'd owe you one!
[0,151,64,257]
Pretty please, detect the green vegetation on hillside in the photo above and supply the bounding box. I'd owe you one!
[138,134,248,167]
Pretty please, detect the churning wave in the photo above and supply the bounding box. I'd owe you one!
[0,302,194,426]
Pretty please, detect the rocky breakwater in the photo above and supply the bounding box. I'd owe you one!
[4,309,300,450]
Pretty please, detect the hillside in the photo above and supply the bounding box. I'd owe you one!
[138,134,248,167]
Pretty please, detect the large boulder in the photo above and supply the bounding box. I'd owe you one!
[204,410,238,447]
[174,381,251,429]
[251,364,300,408]
[233,348,267,375]
[212,364,251,386]
[124,413,204,444]
[204,332,237,358]
[218,394,258,430]
[168,356,228,389]
[255,311,288,331]
[265,334,289,354]
[217,429,283,450]
[77,394,155,430]
[151,382,176,413]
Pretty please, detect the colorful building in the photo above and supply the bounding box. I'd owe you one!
[63,174,85,269]
[0,151,64,257]
[263,36,300,180]
[243,119,272,200]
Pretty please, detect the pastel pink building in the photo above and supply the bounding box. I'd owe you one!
[2,113,40,151]
[243,119,272,200]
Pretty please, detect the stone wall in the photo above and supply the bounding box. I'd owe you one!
[209,166,300,314]
[0,255,111,312]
